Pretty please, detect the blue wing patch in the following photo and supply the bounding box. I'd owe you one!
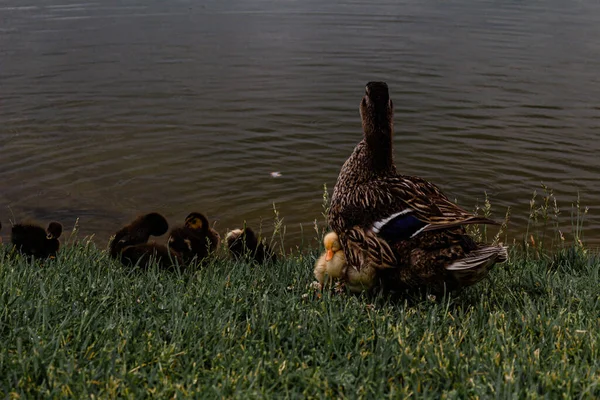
[376,213,427,241]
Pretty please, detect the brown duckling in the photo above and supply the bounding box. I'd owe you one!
[120,243,183,271]
[110,213,169,258]
[226,227,276,264]
[11,221,63,258]
[314,232,347,287]
[168,212,220,264]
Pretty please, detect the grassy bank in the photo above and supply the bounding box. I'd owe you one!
[1,235,599,398]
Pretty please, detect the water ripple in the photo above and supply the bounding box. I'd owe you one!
[1,0,600,246]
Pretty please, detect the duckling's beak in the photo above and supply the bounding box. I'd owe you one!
[325,249,334,261]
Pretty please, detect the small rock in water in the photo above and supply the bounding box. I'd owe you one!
[270,172,282,178]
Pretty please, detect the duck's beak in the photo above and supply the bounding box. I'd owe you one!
[325,249,334,261]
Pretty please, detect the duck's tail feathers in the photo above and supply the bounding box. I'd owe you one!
[419,216,500,235]
[445,244,508,287]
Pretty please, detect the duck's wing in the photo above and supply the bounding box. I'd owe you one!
[341,227,398,269]
[445,244,508,287]
[379,175,499,237]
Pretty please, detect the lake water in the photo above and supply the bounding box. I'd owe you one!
[1,0,600,249]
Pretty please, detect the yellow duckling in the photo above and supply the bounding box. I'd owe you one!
[345,263,377,293]
[341,236,378,293]
[314,232,347,287]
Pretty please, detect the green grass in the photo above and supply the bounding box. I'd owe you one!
[1,238,599,399]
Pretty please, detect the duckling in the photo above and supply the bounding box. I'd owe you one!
[168,212,220,264]
[314,232,347,287]
[120,243,183,270]
[110,213,169,258]
[11,221,63,258]
[345,263,378,293]
[226,227,276,264]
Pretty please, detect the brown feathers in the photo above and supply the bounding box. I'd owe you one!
[328,81,507,293]
[110,213,169,258]
[110,212,219,270]
[11,221,63,259]
[120,243,183,271]
[168,212,220,264]
[226,227,276,264]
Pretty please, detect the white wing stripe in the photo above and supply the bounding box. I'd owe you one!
[409,224,428,238]
[371,209,413,233]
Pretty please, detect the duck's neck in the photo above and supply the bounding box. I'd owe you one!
[364,126,395,174]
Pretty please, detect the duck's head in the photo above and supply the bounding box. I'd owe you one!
[185,212,209,233]
[46,222,63,240]
[323,231,342,261]
[144,213,169,236]
[360,81,393,133]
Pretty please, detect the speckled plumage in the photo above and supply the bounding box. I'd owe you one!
[328,82,507,292]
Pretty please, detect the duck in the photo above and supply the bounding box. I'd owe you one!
[120,243,183,270]
[11,221,63,258]
[226,227,277,264]
[328,81,507,293]
[167,212,220,264]
[109,212,169,258]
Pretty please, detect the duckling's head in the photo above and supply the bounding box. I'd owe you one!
[144,213,169,236]
[46,222,63,239]
[226,227,258,248]
[226,228,243,244]
[185,212,209,233]
[226,227,262,261]
[323,231,341,261]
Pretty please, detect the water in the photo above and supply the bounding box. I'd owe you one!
[2,0,600,248]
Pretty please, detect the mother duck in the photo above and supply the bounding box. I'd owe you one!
[328,82,507,293]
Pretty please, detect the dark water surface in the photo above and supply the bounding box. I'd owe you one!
[2,0,600,248]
